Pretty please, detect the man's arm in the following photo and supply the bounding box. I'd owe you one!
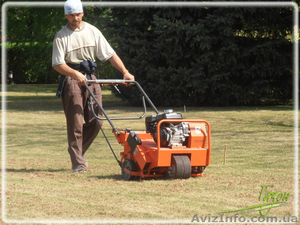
[53,64,87,86]
[108,54,135,81]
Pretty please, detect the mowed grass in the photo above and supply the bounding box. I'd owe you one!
[1,84,296,223]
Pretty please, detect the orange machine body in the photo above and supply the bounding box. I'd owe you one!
[114,119,211,178]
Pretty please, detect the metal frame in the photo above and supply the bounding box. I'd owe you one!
[84,79,160,135]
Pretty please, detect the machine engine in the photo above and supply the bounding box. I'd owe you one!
[145,110,190,147]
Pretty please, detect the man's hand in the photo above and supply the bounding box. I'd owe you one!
[53,64,87,86]
[123,72,135,81]
[74,71,87,86]
[108,54,135,81]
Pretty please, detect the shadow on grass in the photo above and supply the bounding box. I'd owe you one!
[5,168,68,173]
[3,87,128,112]
[90,174,173,182]
[6,168,185,182]
[5,170,164,181]
[89,174,123,180]
[4,100,62,112]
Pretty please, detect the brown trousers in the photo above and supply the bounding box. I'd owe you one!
[62,75,103,169]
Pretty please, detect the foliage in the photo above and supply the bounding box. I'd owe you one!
[3,6,64,83]
[102,6,294,106]
[3,3,295,106]
[6,42,55,83]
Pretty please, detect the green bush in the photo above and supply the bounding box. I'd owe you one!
[103,6,294,106]
[6,42,58,83]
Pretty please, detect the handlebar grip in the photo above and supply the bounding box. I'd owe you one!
[85,79,135,86]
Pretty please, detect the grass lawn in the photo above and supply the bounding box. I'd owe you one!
[1,84,297,224]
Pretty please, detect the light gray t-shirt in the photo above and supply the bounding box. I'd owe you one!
[52,22,116,66]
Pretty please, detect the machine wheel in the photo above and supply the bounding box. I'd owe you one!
[165,155,191,179]
[122,159,137,181]
[181,155,192,178]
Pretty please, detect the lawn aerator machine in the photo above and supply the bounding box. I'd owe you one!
[85,79,211,180]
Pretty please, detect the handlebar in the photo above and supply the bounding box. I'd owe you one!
[85,79,135,86]
[84,79,160,135]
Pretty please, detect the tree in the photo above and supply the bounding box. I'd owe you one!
[101,5,294,106]
[5,6,66,83]
[3,2,295,106]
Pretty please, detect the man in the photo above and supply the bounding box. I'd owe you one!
[52,0,134,173]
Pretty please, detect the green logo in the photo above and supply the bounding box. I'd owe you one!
[223,185,290,216]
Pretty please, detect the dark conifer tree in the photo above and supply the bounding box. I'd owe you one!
[102,5,294,106]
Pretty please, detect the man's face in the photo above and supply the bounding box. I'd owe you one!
[65,12,84,29]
